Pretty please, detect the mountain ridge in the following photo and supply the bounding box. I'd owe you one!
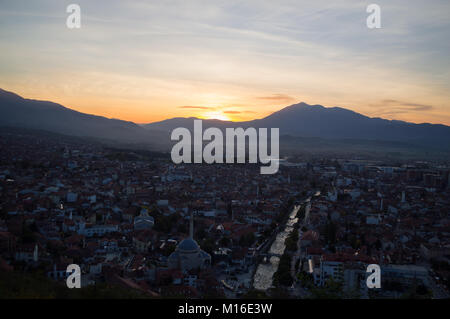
[1,88,449,153]
[0,88,168,149]
[142,101,450,149]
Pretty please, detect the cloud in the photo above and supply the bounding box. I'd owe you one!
[370,99,435,117]
[223,110,256,114]
[1,1,449,125]
[256,94,295,102]
[380,100,434,111]
[178,105,214,110]
[223,110,241,114]
[179,106,257,115]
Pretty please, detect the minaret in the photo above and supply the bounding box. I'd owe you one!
[189,211,194,239]
[33,244,38,262]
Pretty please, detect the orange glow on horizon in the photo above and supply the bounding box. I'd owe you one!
[198,111,232,121]
[1,2,449,127]
[2,86,450,126]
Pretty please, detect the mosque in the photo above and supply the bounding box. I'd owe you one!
[168,212,211,271]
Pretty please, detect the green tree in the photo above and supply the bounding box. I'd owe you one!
[309,277,343,299]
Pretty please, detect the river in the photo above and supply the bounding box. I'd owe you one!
[252,205,300,291]
[252,191,319,291]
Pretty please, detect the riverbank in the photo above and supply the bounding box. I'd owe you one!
[252,191,319,292]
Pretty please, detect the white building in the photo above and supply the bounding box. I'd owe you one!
[134,209,155,230]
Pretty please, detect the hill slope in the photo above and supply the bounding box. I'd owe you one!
[0,89,166,148]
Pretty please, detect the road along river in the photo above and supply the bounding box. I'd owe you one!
[252,191,319,291]
[252,204,301,291]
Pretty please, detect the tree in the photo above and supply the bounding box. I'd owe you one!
[285,229,299,252]
[323,221,337,245]
[201,238,216,255]
[309,277,343,299]
[273,254,293,287]
[242,289,268,299]
[219,236,231,247]
[297,271,314,289]
[239,233,255,247]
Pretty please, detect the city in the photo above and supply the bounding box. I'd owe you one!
[1,128,448,299]
[1,0,450,311]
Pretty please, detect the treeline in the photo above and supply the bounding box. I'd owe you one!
[285,228,299,252]
[273,253,293,287]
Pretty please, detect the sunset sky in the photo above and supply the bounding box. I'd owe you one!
[1,0,449,124]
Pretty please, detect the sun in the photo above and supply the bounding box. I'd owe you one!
[200,111,231,121]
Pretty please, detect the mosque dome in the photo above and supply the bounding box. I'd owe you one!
[177,238,200,252]
[167,212,211,271]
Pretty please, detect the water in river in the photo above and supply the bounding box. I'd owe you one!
[253,205,300,291]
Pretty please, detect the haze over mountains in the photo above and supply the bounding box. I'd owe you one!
[1,88,450,156]
[143,103,450,148]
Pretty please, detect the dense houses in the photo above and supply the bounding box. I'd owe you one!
[290,158,450,298]
[0,131,449,298]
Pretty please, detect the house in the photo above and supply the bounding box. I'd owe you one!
[15,243,38,263]
[47,263,71,280]
[133,230,155,253]
[231,248,248,269]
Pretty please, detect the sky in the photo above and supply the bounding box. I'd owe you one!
[0,0,449,124]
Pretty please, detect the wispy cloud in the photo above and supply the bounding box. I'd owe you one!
[256,94,295,102]
[223,110,241,114]
[370,99,435,117]
[178,105,214,110]
[0,0,449,124]
[380,100,434,111]
[224,110,256,114]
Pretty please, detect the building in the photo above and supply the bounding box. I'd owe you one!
[168,213,211,271]
[382,265,428,283]
[15,243,38,263]
[134,209,155,230]
[319,259,344,286]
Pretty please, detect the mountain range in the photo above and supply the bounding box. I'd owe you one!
[143,103,450,148]
[1,88,450,156]
[0,88,168,149]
